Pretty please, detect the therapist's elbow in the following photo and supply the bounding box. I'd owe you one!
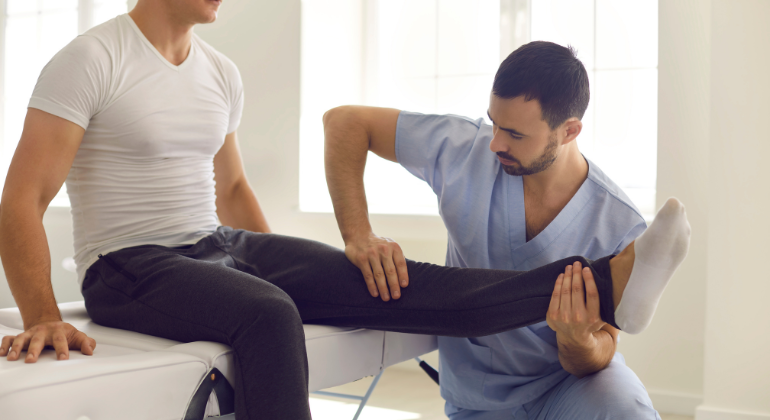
[322,105,355,129]
[323,106,370,150]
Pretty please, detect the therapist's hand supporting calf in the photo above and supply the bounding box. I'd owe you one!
[546,261,619,378]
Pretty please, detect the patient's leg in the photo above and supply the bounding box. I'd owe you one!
[230,198,689,337]
[227,230,615,336]
[82,245,313,420]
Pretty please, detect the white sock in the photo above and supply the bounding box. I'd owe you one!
[615,197,691,334]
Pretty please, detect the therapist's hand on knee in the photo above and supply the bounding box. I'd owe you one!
[0,321,96,363]
[344,232,409,301]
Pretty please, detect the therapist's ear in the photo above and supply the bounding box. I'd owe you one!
[561,118,582,145]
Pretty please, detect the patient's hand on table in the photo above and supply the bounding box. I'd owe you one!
[344,231,409,302]
[1,321,96,363]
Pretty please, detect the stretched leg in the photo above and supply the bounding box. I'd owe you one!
[223,197,690,336]
[220,229,618,336]
[82,241,312,420]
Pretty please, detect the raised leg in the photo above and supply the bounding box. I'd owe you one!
[219,228,619,335]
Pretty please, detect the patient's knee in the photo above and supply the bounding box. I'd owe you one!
[240,290,303,335]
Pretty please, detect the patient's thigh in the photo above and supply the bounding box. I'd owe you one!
[81,244,300,345]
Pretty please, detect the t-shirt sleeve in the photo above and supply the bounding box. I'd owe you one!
[27,35,112,130]
[395,111,483,196]
[222,58,244,134]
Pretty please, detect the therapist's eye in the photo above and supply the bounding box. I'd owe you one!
[508,132,523,140]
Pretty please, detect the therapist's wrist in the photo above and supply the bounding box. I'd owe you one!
[340,222,374,245]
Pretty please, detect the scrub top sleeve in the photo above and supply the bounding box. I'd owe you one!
[27,35,113,130]
[613,219,648,255]
[395,111,482,196]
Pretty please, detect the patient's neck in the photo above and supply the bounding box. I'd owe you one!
[128,3,194,66]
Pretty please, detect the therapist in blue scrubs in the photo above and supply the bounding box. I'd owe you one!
[323,41,658,419]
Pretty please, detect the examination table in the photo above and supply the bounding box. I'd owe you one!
[0,301,438,420]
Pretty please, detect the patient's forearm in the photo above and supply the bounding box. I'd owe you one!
[216,178,271,233]
[0,202,61,329]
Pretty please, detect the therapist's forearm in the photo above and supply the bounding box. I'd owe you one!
[0,202,61,330]
[323,108,374,243]
[557,329,616,378]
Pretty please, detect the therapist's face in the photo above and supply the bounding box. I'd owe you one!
[487,94,560,176]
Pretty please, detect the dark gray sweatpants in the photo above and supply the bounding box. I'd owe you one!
[82,226,616,420]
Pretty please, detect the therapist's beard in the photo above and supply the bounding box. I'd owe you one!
[497,133,559,176]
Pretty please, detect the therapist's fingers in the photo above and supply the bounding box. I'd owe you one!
[546,274,564,331]
[355,255,379,298]
[571,262,586,313]
[548,274,564,311]
[560,265,573,315]
[369,254,391,301]
[381,256,402,299]
[583,267,602,320]
[392,247,409,288]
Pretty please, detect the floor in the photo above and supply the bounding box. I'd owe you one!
[310,368,694,420]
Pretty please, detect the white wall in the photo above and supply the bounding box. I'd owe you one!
[697,0,770,418]
[615,0,711,414]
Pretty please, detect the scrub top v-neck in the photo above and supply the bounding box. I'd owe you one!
[395,111,647,412]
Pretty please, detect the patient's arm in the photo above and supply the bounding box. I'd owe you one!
[213,131,270,233]
[0,108,96,363]
[323,106,409,302]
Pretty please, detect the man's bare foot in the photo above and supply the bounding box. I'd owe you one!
[609,241,635,311]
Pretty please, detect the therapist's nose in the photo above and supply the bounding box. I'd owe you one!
[489,129,509,155]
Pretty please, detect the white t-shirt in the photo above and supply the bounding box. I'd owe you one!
[28,14,244,286]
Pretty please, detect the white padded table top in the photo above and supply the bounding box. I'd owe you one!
[0,301,437,420]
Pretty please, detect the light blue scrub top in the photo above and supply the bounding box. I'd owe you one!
[395,111,647,412]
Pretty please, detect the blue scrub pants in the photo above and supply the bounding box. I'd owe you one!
[445,354,661,420]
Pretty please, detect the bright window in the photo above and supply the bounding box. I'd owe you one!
[303,0,658,217]
[530,0,658,217]
[300,0,500,215]
[1,0,128,207]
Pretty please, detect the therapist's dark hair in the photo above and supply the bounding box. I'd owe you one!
[493,41,590,130]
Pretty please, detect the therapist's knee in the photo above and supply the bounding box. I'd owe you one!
[573,360,659,419]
